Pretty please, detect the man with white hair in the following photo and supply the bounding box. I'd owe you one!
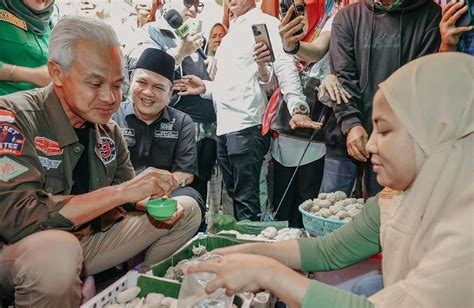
[0,15,200,307]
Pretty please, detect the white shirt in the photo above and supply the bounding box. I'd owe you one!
[202,7,307,136]
[271,16,335,167]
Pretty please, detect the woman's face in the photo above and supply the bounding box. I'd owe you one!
[23,0,53,11]
[209,25,226,54]
[366,90,417,191]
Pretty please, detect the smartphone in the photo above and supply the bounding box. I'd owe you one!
[252,24,275,62]
[455,11,472,27]
[279,0,305,35]
[446,0,473,27]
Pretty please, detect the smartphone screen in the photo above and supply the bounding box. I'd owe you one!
[252,24,275,62]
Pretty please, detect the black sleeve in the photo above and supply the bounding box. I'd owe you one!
[171,114,197,175]
[417,6,442,57]
[329,12,364,135]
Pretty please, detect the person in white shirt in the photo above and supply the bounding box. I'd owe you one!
[173,0,320,221]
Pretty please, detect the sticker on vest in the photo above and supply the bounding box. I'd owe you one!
[0,110,16,123]
[38,156,62,170]
[0,124,25,155]
[155,130,178,139]
[34,137,64,156]
[0,156,28,182]
[97,137,116,164]
[121,128,135,137]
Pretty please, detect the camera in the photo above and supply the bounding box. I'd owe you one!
[252,25,261,36]
[280,0,305,35]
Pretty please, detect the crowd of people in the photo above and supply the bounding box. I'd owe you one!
[0,0,472,307]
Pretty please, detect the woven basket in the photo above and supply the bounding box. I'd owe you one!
[299,204,346,236]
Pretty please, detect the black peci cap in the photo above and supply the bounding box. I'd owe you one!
[135,48,176,83]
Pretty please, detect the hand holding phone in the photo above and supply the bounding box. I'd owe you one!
[280,0,305,35]
[440,1,473,51]
[252,24,275,62]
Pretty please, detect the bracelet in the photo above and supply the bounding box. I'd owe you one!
[9,65,17,81]
[284,41,300,55]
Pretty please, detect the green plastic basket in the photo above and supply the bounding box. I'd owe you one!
[298,204,346,236]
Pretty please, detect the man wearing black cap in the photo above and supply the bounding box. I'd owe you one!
[114,48,205,230]
[123,0,216,209]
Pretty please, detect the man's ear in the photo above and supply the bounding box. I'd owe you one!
[47,61,65,86]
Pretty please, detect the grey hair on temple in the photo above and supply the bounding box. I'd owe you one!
[48,15,121,71]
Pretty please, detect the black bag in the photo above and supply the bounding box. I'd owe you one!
[271,75,331,142]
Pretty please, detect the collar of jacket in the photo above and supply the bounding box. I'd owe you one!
[44,85,117,164]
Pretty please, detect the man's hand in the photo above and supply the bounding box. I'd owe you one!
[279,6,306,52]
[346,125,369,162]
[119,168,177,203]
[177,31,205,58]
[289,113,322,130]
[439,0,473,52]
[253,42,272,81]
[318,74,352,105]
[148,203,185,230]
[253,42,272,65]
[173,75,206,96]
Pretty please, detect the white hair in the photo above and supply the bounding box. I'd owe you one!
[48,15,120,71]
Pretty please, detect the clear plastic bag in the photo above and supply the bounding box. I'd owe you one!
[177,254,234,308]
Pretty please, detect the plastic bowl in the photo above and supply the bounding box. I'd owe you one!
[146,198,177,221]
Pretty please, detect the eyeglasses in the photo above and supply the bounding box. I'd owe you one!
[183,0,204,13]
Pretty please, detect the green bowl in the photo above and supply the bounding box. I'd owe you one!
[146,198,177,221]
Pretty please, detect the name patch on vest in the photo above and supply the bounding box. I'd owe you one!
[121,128,135,137]
[155,130,178,139]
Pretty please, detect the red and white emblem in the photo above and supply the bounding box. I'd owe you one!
[34,137,63,156]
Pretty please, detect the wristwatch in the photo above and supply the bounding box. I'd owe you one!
[284,41,301,55]
[291,104,310,116]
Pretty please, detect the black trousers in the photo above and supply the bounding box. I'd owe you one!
[217,126,270,221]
[273,157,325,228]
[190,137,217,204]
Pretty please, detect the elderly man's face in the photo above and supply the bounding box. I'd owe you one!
[131,68,172,123]
[52,40,123,127]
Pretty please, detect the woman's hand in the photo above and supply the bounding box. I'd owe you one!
[173,75,206,96]
[439,0,473,52]
[319,74,352,105]
[186,254,279,295]
[186,253,312,307]
[279,6,306,52]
